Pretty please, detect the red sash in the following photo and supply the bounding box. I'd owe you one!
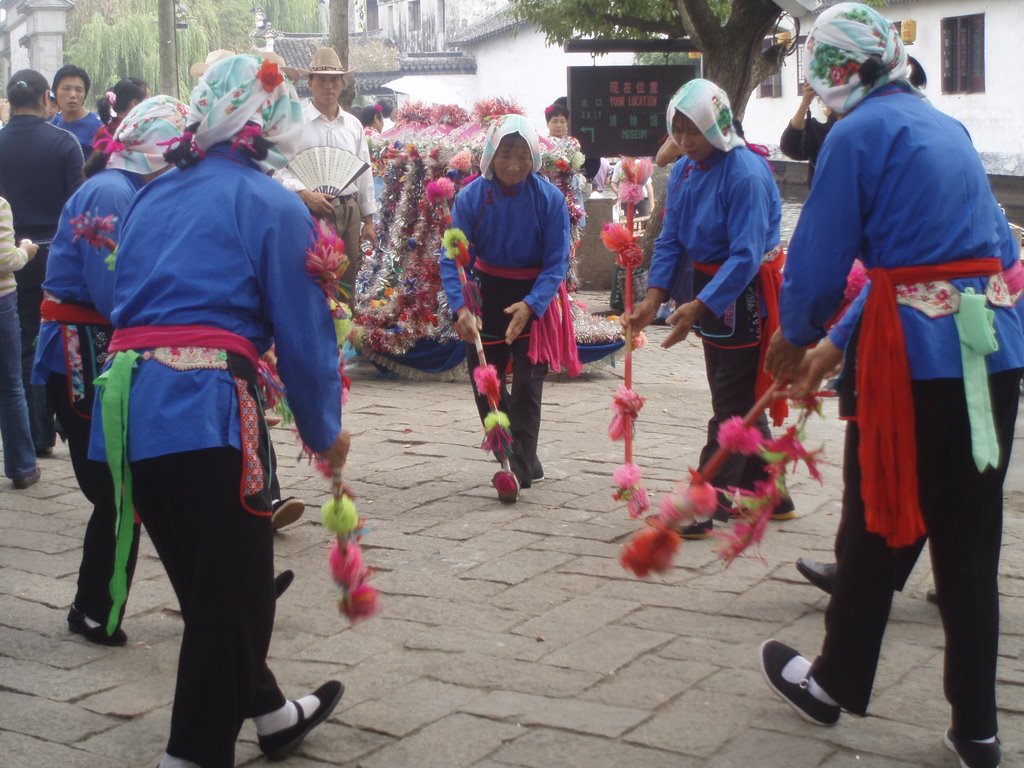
[110,325,260,368]
[40,297,109,326]
[857,257,1001,548]
[694,252,788,426]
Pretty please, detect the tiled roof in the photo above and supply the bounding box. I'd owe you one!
[273,34,475,95]
[446,8,520,46]
[399,52,476,75]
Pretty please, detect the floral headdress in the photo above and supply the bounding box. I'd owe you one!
[665,78,745,154]
[104,95,189,175]
[175,53,303,171]
[805,2,908,115]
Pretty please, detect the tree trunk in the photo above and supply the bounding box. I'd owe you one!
[678,0,782,119]
[158,0,176,98]
[330,0,349,67]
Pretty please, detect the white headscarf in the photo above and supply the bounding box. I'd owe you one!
[479,114,542,180]
[665,79,745,154]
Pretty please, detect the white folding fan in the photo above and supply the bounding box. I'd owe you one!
[286,147,370,198]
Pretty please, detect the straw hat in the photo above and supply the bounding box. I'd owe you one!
[190,49,235,79]
[291,47,356,78]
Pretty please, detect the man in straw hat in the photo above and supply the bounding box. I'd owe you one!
[189,49,235,80]
[276,46,376,292]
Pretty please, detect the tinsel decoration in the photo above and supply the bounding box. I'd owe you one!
[355,99,622,367]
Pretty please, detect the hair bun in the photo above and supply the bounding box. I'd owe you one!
[858,55,885,88]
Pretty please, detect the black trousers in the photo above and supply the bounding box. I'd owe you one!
[466,337,546,478]
[697,342,787,507]
[48,374,139,632]
[14,244,55,451]
[131,448,286,767]
[469,271,547,479]
[812,371,1020,740]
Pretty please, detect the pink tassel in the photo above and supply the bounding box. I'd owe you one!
[341,583,378,623]
[230,122,263,153]
[686,479,719,517]
[473,365,501,408]
[480,424,514,459]
[608,385,645,441]
[493,470,518,497]
[717,416,765,456]
[600,222,633,254]
[425,177,456,203]
[328,540,364,587]
[714,507,771,566]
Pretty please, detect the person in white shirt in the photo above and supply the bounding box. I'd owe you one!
[277,47,377,290]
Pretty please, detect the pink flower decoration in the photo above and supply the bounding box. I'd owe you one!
[425,177,456,203]
[608,386,645,441]
[328,540,364,587]
[618,181,645,205]
[658,488,696,526]
[714,508,771,566]
[844,260,868,302]
[627,485,650,518]
[613,462,642,488]
[686,479,719,517]
[341,582,378,623]
[717,416,765,456]
[473,365,501,407]
[450,149,472,173]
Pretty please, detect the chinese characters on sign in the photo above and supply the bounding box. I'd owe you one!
[568,65,698,158]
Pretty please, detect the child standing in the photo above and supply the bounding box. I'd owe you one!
[441,115,574,498]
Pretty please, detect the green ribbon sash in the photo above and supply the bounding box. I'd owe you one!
[953,288,1000,472]
[94,350,140,636]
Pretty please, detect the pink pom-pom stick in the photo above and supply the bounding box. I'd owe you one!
[609,386,645,444]
[425,177,456,203]
[717,416,766,456]
[473,364,502,409]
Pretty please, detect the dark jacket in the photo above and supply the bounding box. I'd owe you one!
[0,115,84,241]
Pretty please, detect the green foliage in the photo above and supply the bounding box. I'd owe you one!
[64,0,319,100]
[261,0,320,33]
[509,0,682,43]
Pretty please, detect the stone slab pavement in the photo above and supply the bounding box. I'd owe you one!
[2,292,1024,768]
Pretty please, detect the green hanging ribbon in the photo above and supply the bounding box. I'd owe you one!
[95,350,141,636]
[953,288,1000,472]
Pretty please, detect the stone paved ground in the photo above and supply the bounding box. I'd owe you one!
[2,292,1024,768]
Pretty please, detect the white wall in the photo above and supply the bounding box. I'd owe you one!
[461,24,634,136]
[740,0,1023,174]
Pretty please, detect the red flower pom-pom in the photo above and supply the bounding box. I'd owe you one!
[620,521,681,578]
[257,59,284,93]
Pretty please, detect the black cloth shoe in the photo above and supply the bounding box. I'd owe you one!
[759,640,840,725]
[274,570,294,599]
[679,518,713,540]
[796,557,836,595]
[258,680,344,760]
[271,497,305,531]
[68,606,127,647]
[926,589,940,606]
[944,729,1001,768]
